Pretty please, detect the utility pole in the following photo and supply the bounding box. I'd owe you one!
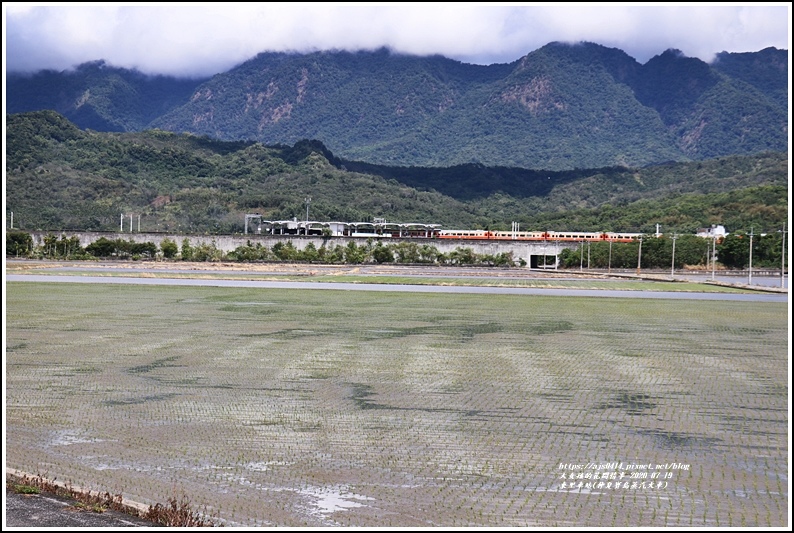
[554,240,559,270]
[608,239,612,273]
[671,234,677,278]
[121,213,124,232]
[636,236,643,276]
[138,214,141,232]
[705,240,710,271]
[748,227,754,285]
[580,241,584,271]
[9,211,12,229]
[781,226,787,289]
[587,241,590,270]
[304,197,311,236]
[711,236,716,281]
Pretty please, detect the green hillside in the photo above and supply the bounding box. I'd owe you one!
[5,111,788,236]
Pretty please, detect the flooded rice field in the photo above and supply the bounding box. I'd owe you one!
[5,280,789,527]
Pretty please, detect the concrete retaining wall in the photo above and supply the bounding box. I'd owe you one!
[26,231,572,266]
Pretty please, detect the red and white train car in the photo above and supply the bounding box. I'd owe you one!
[436,230,641,243]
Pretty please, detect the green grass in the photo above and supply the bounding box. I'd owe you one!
[11,484,41,495]
[7,266,755,292]
[5,282,788,527]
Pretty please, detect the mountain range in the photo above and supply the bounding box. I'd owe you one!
[6,42,788,171]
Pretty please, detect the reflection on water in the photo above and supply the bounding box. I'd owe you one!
[675,273,787,289]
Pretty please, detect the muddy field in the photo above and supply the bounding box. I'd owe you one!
[5,280,789,527]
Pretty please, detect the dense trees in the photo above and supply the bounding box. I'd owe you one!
[558,233,786,270]
[6,112,787,239]
[84,237,157,259]
[6,231,33,257]
[717,231,787,269]
[21,45,774,170]
[7,61,207,133]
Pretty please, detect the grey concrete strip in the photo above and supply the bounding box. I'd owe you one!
[5,489,156,528]
[5,489,155,528]
[5,468,155,528]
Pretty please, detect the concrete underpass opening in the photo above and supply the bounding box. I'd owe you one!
[529,254,559,269]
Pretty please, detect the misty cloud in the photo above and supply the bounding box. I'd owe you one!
[4,4,790,78]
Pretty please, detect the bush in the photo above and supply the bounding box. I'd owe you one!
[160,238,178,259]
[180,238,193,261]
[372,243,394,263]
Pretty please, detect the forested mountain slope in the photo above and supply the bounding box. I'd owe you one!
[6,111,787,235]
[7,43,787,170]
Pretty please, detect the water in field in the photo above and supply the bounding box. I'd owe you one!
[675,272,787,289]
[5,283,789,527]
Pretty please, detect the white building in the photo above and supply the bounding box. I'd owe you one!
[696,225,728,238]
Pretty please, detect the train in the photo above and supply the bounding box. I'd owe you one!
[435,230,642,242]
[243,216,644,242]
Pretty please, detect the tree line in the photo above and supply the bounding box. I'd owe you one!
[5,233,517,267]
[558,233,787,270]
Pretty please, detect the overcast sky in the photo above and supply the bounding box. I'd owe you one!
[3,3,792,78]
